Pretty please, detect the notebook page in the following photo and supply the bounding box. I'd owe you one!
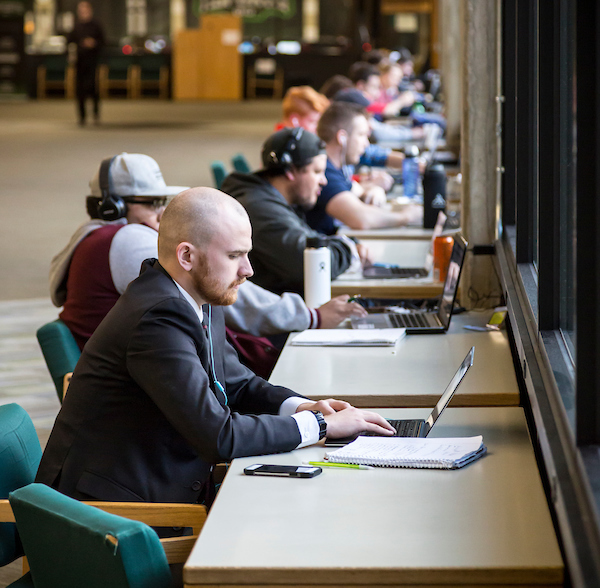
[290,328,406,347]
[325,435,485,469]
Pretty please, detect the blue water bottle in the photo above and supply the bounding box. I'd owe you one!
[402,144,420,198]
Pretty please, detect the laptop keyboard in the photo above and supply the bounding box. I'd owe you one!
[388,312,430,328]
[389,419,423,437]
[387,267,428,277]
[364,419,423,437]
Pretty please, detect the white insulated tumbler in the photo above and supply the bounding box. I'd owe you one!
[303,236,331,308]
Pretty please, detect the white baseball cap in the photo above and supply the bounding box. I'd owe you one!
[90,153,188,198]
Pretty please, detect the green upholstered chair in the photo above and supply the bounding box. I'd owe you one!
[10,484,172,588]
[98,56,136,98]
[36,319,81,402]
[0,404,206,583]
[0,404,41,588]
[210,161,228,189]
[231,153,251,174]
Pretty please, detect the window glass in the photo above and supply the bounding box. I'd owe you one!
[559,34,576,361]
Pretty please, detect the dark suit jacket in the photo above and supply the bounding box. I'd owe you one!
[36,259,302,504]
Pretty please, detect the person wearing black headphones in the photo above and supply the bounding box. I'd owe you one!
[49,152,186,349]
[305,101,422,236]
[221,127,372,296]
[37,188,395,518]
[50,152,368,357]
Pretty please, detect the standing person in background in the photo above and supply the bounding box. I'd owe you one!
[68,1,104,126]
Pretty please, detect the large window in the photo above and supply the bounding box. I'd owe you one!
[500,0,600,583]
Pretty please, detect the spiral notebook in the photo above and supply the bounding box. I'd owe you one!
[325,435,486,469]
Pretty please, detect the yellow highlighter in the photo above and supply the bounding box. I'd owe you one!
[303,461,373,470]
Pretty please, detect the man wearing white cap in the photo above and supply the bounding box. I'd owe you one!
[50,153,187,349]
[50,152,367,358]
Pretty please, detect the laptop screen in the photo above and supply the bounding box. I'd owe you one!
[425,346,474,431]
[437,234,467,329]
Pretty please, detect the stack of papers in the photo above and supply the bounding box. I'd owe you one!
[325,435,487,469]
[290,328,406,347]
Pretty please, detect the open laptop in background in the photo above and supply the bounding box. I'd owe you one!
[362,210,447,279]
[351,233,467,334]
[325,347,474,446]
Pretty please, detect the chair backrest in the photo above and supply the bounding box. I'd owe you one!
[139,54,168,77]
[9,484,172,588]
[231,153,251,174]
[0,405,42,566]
[103,56,134,79]
[36,319,81,402]
[42,55,68,76]
[210,161,228,189]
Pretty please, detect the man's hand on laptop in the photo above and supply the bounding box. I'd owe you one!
[324,408,396,439]
[295,398,351,415]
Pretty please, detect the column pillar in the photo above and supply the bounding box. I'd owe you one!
[460,0,501,310]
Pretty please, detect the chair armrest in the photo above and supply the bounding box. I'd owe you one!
[63,373,72,398]
[85,501,207,564]
[84,502,206,535]
[0,498,15,522]
[2,498,206,564]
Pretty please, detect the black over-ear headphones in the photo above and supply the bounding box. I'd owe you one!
[97,156,127,221]
[268,127,304,169]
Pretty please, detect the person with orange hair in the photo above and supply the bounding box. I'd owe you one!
[276,86,330,134]
[277,85,404,190]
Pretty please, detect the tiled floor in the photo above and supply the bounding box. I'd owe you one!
[0,298,61,444]
[0,299,61,586]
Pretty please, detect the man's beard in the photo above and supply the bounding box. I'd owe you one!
[191,265,245,306]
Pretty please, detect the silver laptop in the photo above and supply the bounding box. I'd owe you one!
[362,211,447,279]
[351,234,467,334]
[325,347,474,446]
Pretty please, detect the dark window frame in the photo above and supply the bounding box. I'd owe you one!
[499,0,600,583]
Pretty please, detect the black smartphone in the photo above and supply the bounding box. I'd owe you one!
[243,464,322,478]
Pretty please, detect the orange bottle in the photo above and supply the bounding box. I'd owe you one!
[433,236,454,282]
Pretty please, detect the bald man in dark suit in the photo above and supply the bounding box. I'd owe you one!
[36,188,393,507]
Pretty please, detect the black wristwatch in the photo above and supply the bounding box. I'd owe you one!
[311,410,327,440]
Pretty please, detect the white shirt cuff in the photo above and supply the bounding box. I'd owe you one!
[279,396,310,416]
[290,411,321,448]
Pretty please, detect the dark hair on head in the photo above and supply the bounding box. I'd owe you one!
[319,75,353,99]
[348,62,379,84]
[317,102,366,144]
[363,49,388,65]
[396,47,414,65]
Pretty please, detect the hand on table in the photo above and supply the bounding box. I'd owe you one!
[361,185,388,207]
[356,243,373,266]
[317,295,368,328]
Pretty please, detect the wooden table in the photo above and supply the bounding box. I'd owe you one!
[269,312,520,407]
[339,225,457,240]
[331,238,444,298]
[184,407,563,587]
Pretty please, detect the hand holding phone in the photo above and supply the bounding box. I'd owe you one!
[243,464,322,478]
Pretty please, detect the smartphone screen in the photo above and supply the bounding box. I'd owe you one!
[243,464,322,478]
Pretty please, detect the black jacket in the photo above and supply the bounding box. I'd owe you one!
[36,260,302,503]
[221,172,354,295]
